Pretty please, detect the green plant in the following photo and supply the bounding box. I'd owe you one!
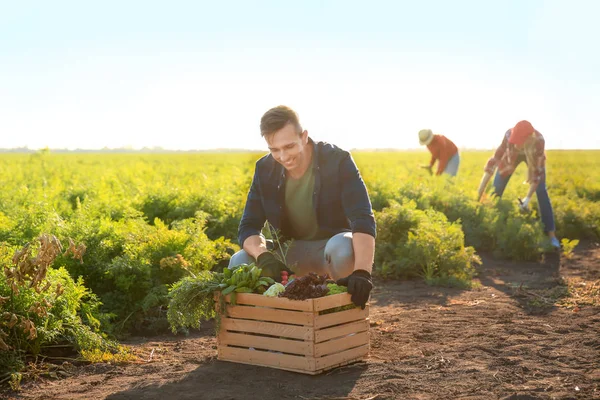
[263,223,295,269]
[80,346,136,363]
[167,263,275,333]
[561,238,579,259]
[9,372,22,391]
[492,208,544,261]
[0,234,119,377]
[0,150,597,339]
[375,201,480,287]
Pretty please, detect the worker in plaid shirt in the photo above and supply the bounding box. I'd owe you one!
[477,120,560,249]
[229,106,376,309]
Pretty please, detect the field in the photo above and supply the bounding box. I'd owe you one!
[1,150,599,399]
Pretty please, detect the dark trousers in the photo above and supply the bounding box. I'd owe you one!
[493,157,556,233]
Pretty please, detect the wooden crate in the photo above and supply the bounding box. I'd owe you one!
[216,292,369,375]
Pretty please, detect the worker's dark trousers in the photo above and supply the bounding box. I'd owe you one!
[493,160,556,233]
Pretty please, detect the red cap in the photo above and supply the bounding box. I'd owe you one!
[509,120,534,146]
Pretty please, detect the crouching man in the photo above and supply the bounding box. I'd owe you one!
[229,105,376,308]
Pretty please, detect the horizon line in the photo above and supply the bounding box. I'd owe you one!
[0,147,598,153]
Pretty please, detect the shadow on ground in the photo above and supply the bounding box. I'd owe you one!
[106,359,367,400]
[476,250,564,314]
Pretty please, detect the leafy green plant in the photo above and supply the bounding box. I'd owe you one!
[54,212,238,335]
[263,223,295,269]
[0,235,119,377]
[80,346,136,363]
[561,238,579,259]
[0,150,597,339]
[375,201,480,286]
[492,208,544,261]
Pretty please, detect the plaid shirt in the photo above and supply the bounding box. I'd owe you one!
[238,138,376,246]
[484,129,546,184]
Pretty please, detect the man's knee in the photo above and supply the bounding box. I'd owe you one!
[324,232,354,279]
[228,250,255,269]
[325,233,354,260]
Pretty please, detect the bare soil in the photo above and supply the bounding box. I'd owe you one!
[3,244,599,400]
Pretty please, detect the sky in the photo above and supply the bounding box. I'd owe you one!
[1,0,599,151]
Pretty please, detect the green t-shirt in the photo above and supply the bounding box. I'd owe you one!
[284,165,320,240]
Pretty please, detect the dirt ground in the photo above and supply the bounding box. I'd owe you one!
[3,243,599,400]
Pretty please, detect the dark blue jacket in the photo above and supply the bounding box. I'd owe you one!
[238,139,376,246]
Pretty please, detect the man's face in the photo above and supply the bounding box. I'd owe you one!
[265,123,309,172]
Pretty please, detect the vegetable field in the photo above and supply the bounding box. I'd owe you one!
[1,150,599,399]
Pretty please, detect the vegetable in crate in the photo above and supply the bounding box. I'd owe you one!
[221,263,275,304]
[326,283,347,295]
[263,282,285,297]
[167,271,223,332]
[281,271,289,285]
[167,263,275,332]
[279,272,334,300]
[318,284,355,314]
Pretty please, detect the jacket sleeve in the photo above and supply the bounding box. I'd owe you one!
[238,165,267,246]
[339,153,377,238]
[485,131,510,175]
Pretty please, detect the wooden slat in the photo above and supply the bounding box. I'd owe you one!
[314,331,369,357]
[223,293,314,311]
[218,357,322,375]
[312,357,367,375]
[216,292,371,374]
[219,332,314,356]
[313,293,354,312]
[219,346,315,372]
[225,305,314,326]
[220,317,314,341]
[314,344,369,370]
[315,319,370,343]
[314,306,369,329]
[218,344,368,375]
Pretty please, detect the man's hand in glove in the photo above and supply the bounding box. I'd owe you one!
[336,269,373,309]
[256,252,294,282]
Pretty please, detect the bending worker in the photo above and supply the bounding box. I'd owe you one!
[477,120,560,249]
[418,129,460,176]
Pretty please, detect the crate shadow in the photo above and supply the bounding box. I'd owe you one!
[106,357,368,400]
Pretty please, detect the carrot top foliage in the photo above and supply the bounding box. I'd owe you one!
[0,150,597,343]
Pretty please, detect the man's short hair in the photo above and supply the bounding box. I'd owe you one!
[260,106,303,137]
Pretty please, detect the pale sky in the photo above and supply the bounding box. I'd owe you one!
[1,0,599,150]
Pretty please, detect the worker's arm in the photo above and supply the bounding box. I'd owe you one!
[336,232,375,310]
[435,138,448,175]
[477,171,493,201]
[242,234,268,260]
[479,132,510,200]
[352,232,375,274]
